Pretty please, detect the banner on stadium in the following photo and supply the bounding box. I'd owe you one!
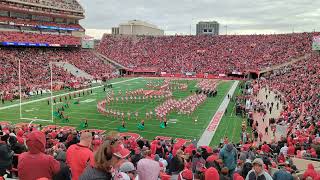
[1,42,50,47]
[37,25,79,31]
[185,72,196,76]
[232,71,242,75]
[312,36,320,50]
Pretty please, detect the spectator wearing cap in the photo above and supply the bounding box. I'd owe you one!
[303,163,318,180]
[245,158,272,180]
[177,169,194,180]
[219,143,237,176]
[80,138,131,180]
[66,132,94,180]
[204,167,219,180]
[233,173,245,180]
[119,161,137,180]
[137,158,160,180]
[18,131,60,180]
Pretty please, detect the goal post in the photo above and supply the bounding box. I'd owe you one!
[18,59,55,124]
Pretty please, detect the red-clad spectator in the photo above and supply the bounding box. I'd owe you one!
[261,142,271,154]
[205,167,220,180]
[18,131,60,180]
[303,164,318,180]
[287,144,295,156]
[66,132,93,180]
[177,169,194,180]
[16,130,25,144]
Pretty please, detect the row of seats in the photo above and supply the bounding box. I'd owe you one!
[13,0,84,12]
[0,31,81,45]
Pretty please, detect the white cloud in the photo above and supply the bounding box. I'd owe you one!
[85,29,111,39]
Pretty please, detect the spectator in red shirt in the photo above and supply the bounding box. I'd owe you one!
[303,163,318,180]
[66,132,93,180]
[18,131,60,180]
[261,142,271,154]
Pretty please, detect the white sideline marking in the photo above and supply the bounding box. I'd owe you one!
[0,77,142,111]
[197,81,239,147]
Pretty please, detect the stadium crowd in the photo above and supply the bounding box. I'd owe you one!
[98,33,314,74]
[0,32,81,45]
[257,53,320,158]
[1,121,320,180]
[0,47,115,101]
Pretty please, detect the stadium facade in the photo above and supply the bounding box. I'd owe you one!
[196,21,219,35]
[112,20,164,36]
[0,0,85,42]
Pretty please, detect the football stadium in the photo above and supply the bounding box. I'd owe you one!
[0,0,319,180]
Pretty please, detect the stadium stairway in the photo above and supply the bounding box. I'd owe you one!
[93,51,127,70]
[53,62,94,80]
[259,53,311,74]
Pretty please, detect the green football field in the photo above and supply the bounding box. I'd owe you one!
[0,77,246,146]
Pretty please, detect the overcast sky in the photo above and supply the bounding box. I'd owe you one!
[79,0,320,39]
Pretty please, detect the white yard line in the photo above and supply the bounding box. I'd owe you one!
[197,81,239,147]
[0,77,142,111]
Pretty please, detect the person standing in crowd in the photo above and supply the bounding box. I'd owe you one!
[245,158,272,180]
[219,143,238,176]
[18,131,60,180]
[66,132,93,180]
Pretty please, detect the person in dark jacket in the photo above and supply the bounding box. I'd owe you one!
[240,160,253,179]
[8,136,26,168]
[0,134,13,176]
[219,143,237,176]
[168,149,185,175]
[53,149,71,180]
[273,169,293,180]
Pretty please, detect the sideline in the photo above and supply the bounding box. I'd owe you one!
[197,81,239,147]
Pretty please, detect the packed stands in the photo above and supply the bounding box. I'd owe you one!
[98,33,314,74]
[261,53,320,142]
[0,31,81,45]
[0,47,115,95]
